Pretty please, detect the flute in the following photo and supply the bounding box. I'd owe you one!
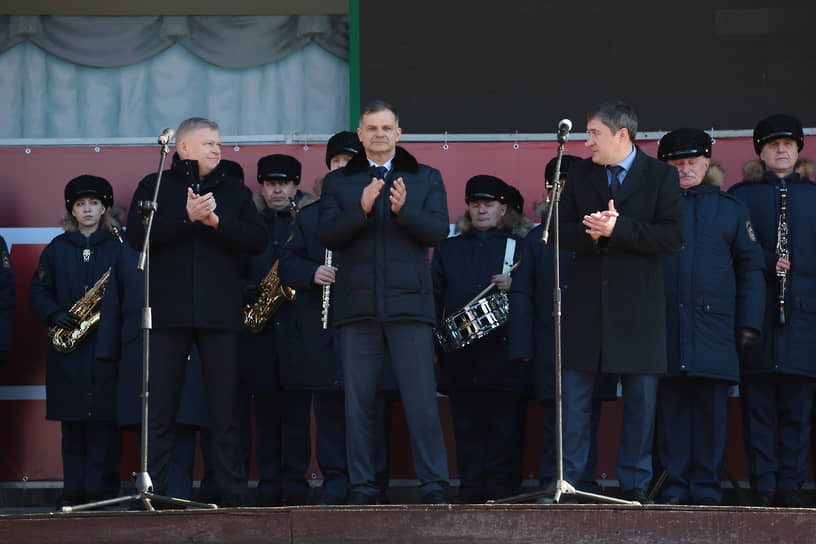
[321,249,333,329]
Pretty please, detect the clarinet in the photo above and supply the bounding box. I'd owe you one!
[776,178,789,325]
[321,249,333,329]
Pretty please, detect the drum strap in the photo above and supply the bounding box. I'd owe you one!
[502,238,516,274]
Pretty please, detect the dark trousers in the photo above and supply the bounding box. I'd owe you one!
[314,390,349,501]
[134,423,198,500]
[539,399,604,492]
[741,374,813,493]
[61,420,121,499]
[252,391,312,504]
[564,369,657,492]
[339,320,449,496]
[656,376,729,503]
[313,391,393,502]
[148,328,243,500]
[448,390,527,501]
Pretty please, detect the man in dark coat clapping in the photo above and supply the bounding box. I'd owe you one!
[318,100,450,505]
[558,101,684,502]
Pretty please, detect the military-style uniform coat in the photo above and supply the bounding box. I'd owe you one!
[240,190,315,392]
[317,146,450,327]
[96,243,208,428]
[728,169,816,377]
[558,149,685,374]
[0,236,14,355]
[126,154,267,331]
[28,229,121,421]
[663,183,765,382]
[278,200,343,390]
[432,226,529,394]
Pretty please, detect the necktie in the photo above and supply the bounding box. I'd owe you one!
[376,166,388,180]
[608,165,623,198]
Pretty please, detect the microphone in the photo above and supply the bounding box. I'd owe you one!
[157,128,175,145]
[557,119,572,143]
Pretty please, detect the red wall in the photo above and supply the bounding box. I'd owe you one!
[1,136,813,484]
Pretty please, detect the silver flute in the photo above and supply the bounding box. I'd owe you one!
[321,249,333,329]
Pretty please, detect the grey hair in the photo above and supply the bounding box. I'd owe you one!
[587,100,638,141]
[176,117,219,143]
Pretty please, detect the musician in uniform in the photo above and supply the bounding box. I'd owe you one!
[318,100,450,505]
[655,129,765,505]
[29,175,123,508]
[727,114,816,507]
[0,235,14,365]
[558,101,684,502]
[278,132,364,504]
[97,241,209,501]
[431,175,528,502]
[510,156,617,502]
[239,153,316,505]
[126,117,267,506]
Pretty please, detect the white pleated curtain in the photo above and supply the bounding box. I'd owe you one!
[0,15,349,138]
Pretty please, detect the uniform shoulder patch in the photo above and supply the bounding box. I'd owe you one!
[745,220,757,242]
[1,250,9,269]
[37,263,45,280]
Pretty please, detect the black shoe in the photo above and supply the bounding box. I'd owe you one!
[694,497,720,506]
[776,490,805,508]
[660,495,684,505]
[55,492,87,511]
[316,494,347,505]
[620,488,653,504]
[348,491,377,505]
[219,494,247,508]
[283,492,312,506]
[751,491,774,507]
[420,490,449,505]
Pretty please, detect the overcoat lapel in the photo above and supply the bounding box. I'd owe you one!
[612,149,647,208]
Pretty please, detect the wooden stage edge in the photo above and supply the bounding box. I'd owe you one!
[2,504,816,543]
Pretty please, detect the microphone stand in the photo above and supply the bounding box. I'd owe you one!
[487,124,636,506]
[61,133,216,512]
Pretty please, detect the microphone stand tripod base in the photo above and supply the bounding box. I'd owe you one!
[485,478,639,506]
[59,471,218,513]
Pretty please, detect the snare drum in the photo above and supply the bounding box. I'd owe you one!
[434,291,509,352]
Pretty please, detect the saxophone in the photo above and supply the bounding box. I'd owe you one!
[243,197,299,332]
[242,259,296,332]
[776,178,789,325]
[48,226,122,353]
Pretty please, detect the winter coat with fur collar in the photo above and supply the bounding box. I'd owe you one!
[317,146,449,326]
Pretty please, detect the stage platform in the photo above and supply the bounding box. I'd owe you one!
[1,503,815,543]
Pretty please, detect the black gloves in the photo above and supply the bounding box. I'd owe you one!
[736,327,761,353]
[49,310,80,330]
[242,284,260,305]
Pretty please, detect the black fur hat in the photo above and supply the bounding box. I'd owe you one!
[64,175,113,211]
[504,184,524,215]
[545,154,582,183]
[658,129,713,161]
[326,131,363,169]
[221,159,245,183]
[465,175,506,202]
[257,154,301,184]
[753,114,804,155]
